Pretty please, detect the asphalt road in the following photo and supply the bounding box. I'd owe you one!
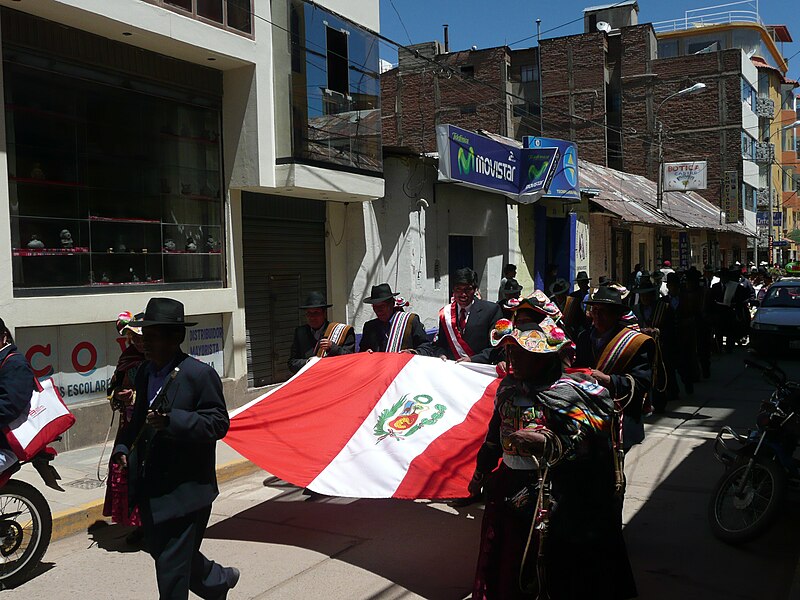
[5,347,799,599]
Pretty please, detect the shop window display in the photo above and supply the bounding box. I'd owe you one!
[5,62,224,295]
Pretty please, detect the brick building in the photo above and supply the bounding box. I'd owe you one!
[381,42,541,153]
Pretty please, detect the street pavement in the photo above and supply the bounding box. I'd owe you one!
[4,347,800,599]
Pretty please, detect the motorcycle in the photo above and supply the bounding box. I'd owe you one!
[708,359,800,544]
[0,447,63,588]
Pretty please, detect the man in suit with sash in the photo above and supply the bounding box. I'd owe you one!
[359,283,429,353]
[113,298,239,600]
[428,268,503,363]
[574,286,654,450]
[288,292,355,374]
[562,270,591,338]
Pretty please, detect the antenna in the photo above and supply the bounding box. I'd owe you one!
[596,21,612,34]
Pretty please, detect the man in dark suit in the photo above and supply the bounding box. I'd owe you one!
[359,283,429,353]
[709,267,751,352]
[113,298,239,600]
[288,292,355,374]
[428,267,503,363]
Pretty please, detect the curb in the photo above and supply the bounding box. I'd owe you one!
[50,458,261,542]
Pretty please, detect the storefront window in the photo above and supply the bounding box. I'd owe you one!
[287,0,382,172]
[5,60,224,295]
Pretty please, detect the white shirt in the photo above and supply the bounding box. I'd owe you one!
[457,300,474,326]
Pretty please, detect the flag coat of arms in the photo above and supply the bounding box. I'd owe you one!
[225,354,499,499]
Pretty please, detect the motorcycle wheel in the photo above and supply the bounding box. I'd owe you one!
[708,456,786,544]
[0,480,52,588]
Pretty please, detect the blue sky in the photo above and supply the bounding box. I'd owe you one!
[378,0,800,82]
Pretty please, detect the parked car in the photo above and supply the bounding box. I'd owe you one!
[750,278,800,354]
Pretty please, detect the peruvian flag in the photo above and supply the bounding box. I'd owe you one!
[225,353,499,499]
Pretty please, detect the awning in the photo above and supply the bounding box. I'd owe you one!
[580,159,753,236]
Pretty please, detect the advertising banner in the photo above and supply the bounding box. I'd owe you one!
[436,125,521,199]
[722,171,739,224]
[15,314,225,405]
[436,125,580,204]
[663,161,707,191]
[679,232,690,270]
[756,211,783,227]
[523,136,581,201]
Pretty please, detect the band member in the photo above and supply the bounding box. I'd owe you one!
[573,286,654,450]
[359,283,429,353]
[429,268,503,363]
[562,271,591,338]
[288,292,355,374]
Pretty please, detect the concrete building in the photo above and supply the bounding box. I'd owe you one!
[0,0,384,448]
[537,2,798,270]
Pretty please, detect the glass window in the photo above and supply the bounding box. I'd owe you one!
[287,0,381,172]
[460,65,475,78]
[151,1,251,35]
[197,0,223,23]
[762,285,800,308]
[165,0,192,10]
[4,59,224,295]
[658,40,678,59]
[227,0,252,33]
[520,65,537,83]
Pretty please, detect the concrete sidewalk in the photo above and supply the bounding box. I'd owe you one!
[12,441,260,542]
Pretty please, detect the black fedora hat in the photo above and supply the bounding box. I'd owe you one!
[129,297,197,327]
[632,271,658,294]
[549,278,570,297]
[575,271,591,282]
[585,286,624,307]
[363,283,399,304]
[299,291,332,309]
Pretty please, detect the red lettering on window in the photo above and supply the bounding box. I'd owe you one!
[26,344,53,378]
[71,341,98,373]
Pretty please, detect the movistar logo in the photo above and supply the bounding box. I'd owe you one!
[457,146,475,175]
[528,160,550,180]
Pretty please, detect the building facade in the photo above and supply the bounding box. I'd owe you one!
[0,0,384,448]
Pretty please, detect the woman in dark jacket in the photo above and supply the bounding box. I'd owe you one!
[0,318,34,476]
[469,306,637,599]
[102,311,146,535]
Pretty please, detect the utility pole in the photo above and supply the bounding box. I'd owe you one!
[656,119,664,211]
[536,18,543,136]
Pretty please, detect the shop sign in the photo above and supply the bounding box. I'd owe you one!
[663,161,707,191]
[436,125,580,204]
[523,136,581,201]
[773,239,790,247]
[679,232,690,270]
[15,314,224,406]
[437,125,521,199]
[575,217,590,274]
[722,171,739,224]
[756,211,782,227]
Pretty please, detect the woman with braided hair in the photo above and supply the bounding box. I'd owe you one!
[469,302,637,599]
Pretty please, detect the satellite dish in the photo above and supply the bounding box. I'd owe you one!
[596,21,612,34]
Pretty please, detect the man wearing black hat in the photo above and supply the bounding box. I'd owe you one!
[427,267,503,363]
[113,298,239,600]
[574,286,654,448]
[562,271,591,338]
[359,283,429,352]
[288,292,355,374]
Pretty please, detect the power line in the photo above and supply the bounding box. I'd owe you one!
[387,0,413,45]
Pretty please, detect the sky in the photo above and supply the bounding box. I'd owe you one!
[378,0,800,83]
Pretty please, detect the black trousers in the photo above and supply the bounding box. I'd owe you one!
[141,503,233,600]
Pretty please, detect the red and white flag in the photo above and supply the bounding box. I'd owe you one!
[225,353,499,499]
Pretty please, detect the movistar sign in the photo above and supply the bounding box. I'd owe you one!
[437,125,521,198]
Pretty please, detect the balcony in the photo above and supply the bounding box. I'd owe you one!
[755,142,775,164]
[652,2,761,34]
[755,97,775,119]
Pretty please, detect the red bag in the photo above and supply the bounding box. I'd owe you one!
[1,355,75,461]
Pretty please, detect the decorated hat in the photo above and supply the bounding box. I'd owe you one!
[116,310,143,336]
[504,290,562,321]
[632,271,658,294]
[490,316,568,354]
[548,278,570,297]
[299,291,332,309]
[394,296,410,309]
[363,283,399,304]
[575,271,591,283]
[606,281,630,300]
[585,285,625,307]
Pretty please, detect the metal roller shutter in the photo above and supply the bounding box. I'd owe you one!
[242,193,326,387]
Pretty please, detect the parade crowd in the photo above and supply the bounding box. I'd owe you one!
[1,257,798,600]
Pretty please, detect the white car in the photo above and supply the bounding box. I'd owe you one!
[750,278,800,353]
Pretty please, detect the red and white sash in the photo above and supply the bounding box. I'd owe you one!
[386,312,412,353]
[438,303,476,359]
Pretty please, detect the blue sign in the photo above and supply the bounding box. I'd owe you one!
[520,146,560,196]
[756,211,782,227]
[523,136,581,201]
[437,125,520,198]
[679,232,690,270]
[773,239,790,247]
